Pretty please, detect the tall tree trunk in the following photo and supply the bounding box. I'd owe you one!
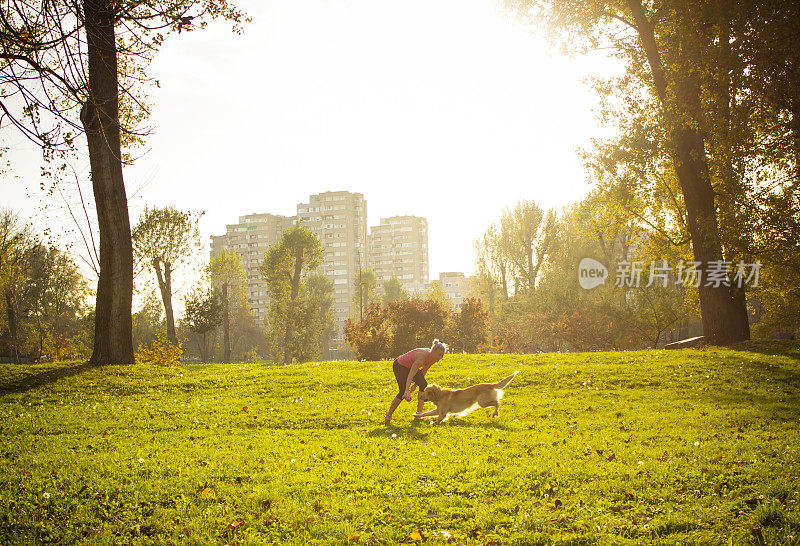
[531,253,546,292]
[673,87,749,345]
[210,330,218,362]
[154,259,177,344]
[222,283,230,362]
[283,250,304,364]
[713,0,751,342]
[628,0,749,345]
[525,240,534,291]
[500,266,508,299]
[82,0,134,365]
[4,289,19,364]
[195,332,205,363]
[486,273,495,344]
[791,97,800,186]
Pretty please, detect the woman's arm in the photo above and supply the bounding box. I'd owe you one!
[404,351,426,397]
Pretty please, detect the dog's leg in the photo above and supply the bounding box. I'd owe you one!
[434,410,448,424]
[415,409,440,418]
[486,401,499,418]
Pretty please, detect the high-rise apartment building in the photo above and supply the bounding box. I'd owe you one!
[368,215,429,294]
[296,191,368,338]
[210,213,296,321]
[437,271,473,309]
[210,193,435,355]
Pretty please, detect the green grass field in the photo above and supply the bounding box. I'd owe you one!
[1,343,799,544]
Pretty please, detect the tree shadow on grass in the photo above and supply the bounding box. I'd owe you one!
[0,362,96,396]
[728,340,800,363]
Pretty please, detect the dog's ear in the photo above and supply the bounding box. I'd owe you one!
[425,385,440,403]
[420,385,430,402]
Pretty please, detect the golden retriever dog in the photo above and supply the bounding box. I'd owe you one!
[414,371,519,423]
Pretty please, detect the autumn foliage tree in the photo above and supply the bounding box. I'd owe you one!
[475,199,558,302]
[387,298,450,357]
[292,272,336,362]
[381,277,409,305]
[447,297,489,353]
[344,297,490,360]
[208,249,247,363]
[507,0,800,344]
[1,210,91,361]
[474,188,698,353]
[183,284,224,363]
[1,1,247,364]
[343,303,392,361]
[132,206,201,344]
[260,224,328,364]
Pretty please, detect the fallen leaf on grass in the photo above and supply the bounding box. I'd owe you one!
[198,487,216,498]
[609,504,631,513]
[745,498,760,509]
[633,514,652,524]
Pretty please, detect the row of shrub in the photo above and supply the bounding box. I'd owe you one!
[343,297,488,360]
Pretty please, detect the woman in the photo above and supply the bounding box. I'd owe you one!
[384,339,447,422]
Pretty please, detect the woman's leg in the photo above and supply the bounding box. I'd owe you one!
[413,372,428,414]
[386,360,409,421]
[416,392,425,414]
[385,396,402,421]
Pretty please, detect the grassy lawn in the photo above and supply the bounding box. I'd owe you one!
[1,343,799,544]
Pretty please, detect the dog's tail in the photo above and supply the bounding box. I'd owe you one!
[494,371,519,390]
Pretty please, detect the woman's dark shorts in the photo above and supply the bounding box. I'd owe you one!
[392,358,428,401]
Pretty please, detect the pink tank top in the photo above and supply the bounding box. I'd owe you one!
[396,348,430,369]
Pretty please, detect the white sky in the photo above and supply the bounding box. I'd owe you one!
[2,0,615,284]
